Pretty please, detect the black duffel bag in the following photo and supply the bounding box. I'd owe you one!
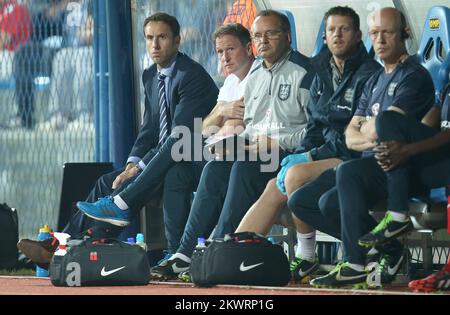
[0,203,18,269]
[50,238,150,287]
[190,232,291,287]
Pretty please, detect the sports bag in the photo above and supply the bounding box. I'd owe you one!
[190,232,291,287]
[50,238,150,286]
[0,203,18,269]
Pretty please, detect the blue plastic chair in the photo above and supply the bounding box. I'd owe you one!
[417,5,450,102]
[278,9,298,50]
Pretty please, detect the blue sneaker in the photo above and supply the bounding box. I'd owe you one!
[77,197,130,227]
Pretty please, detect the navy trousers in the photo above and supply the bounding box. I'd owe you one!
[178,154,287,258]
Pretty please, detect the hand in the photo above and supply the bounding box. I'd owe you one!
[244,135,279,156]
[220,97,244,119]
[276,153,309,195]
[360,118,378,143]
[374,141,411,172]
[112,163,140,189]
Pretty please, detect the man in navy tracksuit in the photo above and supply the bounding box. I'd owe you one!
[289,8,435,288]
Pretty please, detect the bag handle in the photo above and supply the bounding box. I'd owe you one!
[224,232,269,244]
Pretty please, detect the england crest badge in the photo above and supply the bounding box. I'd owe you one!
[278,84,291,101]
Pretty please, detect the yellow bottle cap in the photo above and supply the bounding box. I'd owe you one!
[39,225,52,233]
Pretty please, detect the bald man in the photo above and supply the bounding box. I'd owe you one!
[290,7,435,288]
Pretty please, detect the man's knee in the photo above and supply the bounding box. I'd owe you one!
[318,188,339,218]
[376,110,403,140]
[164,163,193,188]
[231,161,259,178]
[336,160,360,184]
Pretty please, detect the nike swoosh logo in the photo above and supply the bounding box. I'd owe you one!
[384,223,410,238]
[387,255,404,275]
[240,262,264,272]
[336,105,352,111]
[298,264,317,277]
[101,266,126,277]
[171,262,189,274]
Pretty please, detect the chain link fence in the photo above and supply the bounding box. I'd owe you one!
[0,0,94,238]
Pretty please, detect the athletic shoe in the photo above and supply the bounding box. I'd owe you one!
[77,197,130,227]
[310,262,367,288]
[290,256,319,282]
[408,264,450,293]
[358,212,413,247]
[155,250,173,267]
[366,244,405,288]
[17,238,59,270]
[178,270,191,283]
[150,256,190,280]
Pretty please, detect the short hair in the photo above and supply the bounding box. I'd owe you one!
[324,6,360,31]
[254,10,290,33]
[143,12,180,37]
[213,23,251,46]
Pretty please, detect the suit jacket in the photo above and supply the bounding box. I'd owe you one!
[129,52,219,166]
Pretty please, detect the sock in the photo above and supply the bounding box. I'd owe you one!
[295,231,316,261]
[388,211,408,222]
[348,263,365,272]
[169,252,191,264]
[113,195,129,210]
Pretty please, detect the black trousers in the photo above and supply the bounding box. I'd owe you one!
[178,153,287,257]
[337,111,450,265]
[288,168,341,240]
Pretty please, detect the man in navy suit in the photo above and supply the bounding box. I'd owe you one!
[17,12,218,265]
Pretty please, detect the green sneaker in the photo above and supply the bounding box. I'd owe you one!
[310,262,367,289]
[178,270,191,283]
[359,212,413,247]
[290,256,319,282]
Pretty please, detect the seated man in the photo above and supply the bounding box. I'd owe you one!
[235,6,380,282]
[160,22,257,257]
[145,9,315,280]
[288,7,435,288]
[364,83,450,292]
[17,12,219,266]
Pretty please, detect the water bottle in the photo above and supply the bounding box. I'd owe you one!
[127,237,135,244]
[36,225,52,277]
[136,233,147,251]
[195,237,207,252]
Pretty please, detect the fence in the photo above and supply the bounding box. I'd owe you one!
[0,0,95,238]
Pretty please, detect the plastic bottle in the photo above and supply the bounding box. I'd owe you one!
[196,237,206,250]
[53,232,71,256]
[136,233,147,251]
[127,237,135,244]
[36,225,52,277]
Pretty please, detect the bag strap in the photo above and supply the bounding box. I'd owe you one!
[224,232,269,244]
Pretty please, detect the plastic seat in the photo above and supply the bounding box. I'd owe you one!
[417,6,450,102]
[278,10,298,50]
